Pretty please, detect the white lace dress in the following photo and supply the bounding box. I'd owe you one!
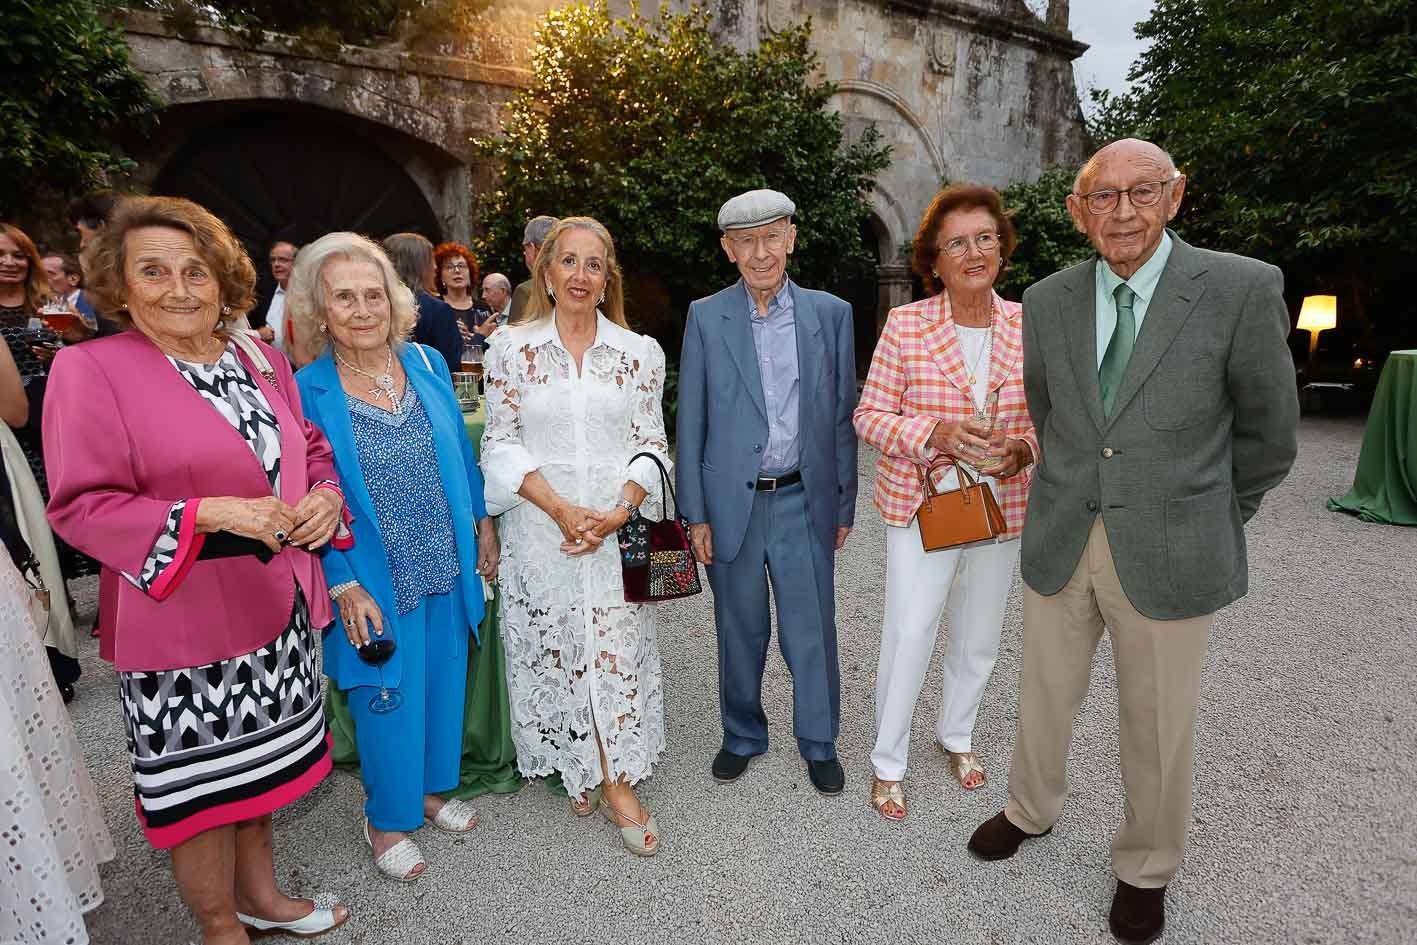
[481,313,670,799]
[0,556,115,945]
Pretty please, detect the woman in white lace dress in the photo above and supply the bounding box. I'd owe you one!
[482,217,670,856]
[0,336,113,945]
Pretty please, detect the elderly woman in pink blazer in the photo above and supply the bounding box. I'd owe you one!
[853,185,1038,821]
[43,197,351,944]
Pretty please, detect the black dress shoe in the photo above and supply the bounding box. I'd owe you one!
[806,758,845,795]
[967,811,1053,861]
[711,749,753,783]
[1109,880,1166,945]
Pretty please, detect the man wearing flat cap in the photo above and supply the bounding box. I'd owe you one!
[676,189,859,795]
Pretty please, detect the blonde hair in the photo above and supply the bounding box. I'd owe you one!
[518,216,628,328]
[79,196,256,332]
[286,232,417,364]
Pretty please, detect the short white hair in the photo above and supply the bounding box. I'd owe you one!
[483,272,511,292]
[286,232,417,363]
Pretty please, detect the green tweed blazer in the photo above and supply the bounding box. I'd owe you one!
[1019,232,1299,620]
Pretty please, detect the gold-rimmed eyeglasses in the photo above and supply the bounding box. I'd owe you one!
[1076,178,1175,215]
[937,232,1000,258]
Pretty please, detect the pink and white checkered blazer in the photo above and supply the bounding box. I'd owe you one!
[853,290,1038,537]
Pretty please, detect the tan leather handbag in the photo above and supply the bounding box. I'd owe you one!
[916,459,1006,552]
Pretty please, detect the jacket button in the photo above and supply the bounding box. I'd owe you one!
[746,481,754,490]
[1101,447,1114,458]
[1086,499,1099,512]
[753,444,762,453]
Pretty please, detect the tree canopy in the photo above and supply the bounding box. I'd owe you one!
[1092,0,1417,327]
[475,2,891,340]
[997,167,1092,300]
[0,0,157,219]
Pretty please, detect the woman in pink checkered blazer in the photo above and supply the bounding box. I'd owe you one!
[852,185,1039,821]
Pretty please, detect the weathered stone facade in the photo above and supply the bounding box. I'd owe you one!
[119,0,1085,327]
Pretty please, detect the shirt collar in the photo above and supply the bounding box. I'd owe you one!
[748,277,794,321]
[1098,230,1172,306]
[524,310,636,353]
[274,285,286,298]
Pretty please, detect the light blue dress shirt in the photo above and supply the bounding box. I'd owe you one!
[1094,231,1174,368]
[749,278,800,474]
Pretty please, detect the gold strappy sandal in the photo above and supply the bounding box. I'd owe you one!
[946,751,987,790]
[870,775,907,821]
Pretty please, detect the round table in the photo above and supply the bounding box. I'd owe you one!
[1328,350,1417,525]
[322,399,524,799]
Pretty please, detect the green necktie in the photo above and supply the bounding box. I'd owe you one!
[1099,283,1137,416]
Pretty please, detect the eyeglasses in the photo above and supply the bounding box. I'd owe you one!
[725,230,790,254]
[328,287,388,313]
[1076,179,1174,215]
[269,256,295,265]
[442,261,470,272]
[937,232,1000,258]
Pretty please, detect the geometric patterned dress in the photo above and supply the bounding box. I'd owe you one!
[113,347,329,849]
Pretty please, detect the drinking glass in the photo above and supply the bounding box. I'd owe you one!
[357,636,402,714]
[971,390,1003,474]
[466,344,485,392]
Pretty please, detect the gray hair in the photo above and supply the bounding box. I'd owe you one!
[286,232,417,364]
[381,232,434,294]
[483,272,512,292]
[522,215,558,248]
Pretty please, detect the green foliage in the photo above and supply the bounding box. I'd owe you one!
[475,3,891,340]
[1093,0,1417,322]
[0,0,158,218]
[136,0,491,47]
[997,167,1093,299]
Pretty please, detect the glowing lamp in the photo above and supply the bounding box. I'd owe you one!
[1297,295,1337,358]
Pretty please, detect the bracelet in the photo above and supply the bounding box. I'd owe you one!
[327,581,359,601]
[614,498,638,515]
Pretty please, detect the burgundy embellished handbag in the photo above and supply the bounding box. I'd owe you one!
[619,452,702,604]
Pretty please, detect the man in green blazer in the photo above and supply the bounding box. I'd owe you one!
[967,139,1299,944]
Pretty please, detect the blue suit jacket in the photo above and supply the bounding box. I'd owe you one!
[295,343,487,690]
[675,280,858,563]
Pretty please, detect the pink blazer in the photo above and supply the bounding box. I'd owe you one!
[43,331,338,672]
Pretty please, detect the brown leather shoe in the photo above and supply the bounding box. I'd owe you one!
[1109,880,1166,944]
[967,811,1052,861]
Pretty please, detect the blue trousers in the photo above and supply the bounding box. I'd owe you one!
[706,480,840,761]
[348,584,468,832]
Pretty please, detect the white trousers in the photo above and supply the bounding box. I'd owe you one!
[870,520,1021,780]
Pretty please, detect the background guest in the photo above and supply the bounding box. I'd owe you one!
[250,239,299,354]
[853,185,1038,820]
[433,241,490,351]
[291,232,499,882]
[483,216,670,856]
[507,215,557,322]
[44,196,350,944]
[383,232,463,370]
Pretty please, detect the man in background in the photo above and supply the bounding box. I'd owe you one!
[507,215,557,322]
[250,239,299,353]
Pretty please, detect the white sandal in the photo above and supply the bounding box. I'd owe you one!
[236,893,349,939]
[425,797,479,833]
[362,816,426,882]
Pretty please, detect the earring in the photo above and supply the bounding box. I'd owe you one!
[318,323,328,334]
[221,304,231,315]
[598,290,606,305]
[546,286,556,301]
[931,269,939,280]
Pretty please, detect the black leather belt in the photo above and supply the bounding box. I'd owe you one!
[755,470,802,491]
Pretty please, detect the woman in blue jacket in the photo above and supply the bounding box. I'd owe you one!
[290,233,499,883]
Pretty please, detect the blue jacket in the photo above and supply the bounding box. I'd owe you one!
[296,343,488,690]
[675,279,858,563]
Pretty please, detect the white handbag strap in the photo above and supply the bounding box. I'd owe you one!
[229,329,279,388]
[414,343,433,372]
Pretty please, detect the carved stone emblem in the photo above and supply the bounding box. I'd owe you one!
[929,29,957,75]
[762,0,795,35]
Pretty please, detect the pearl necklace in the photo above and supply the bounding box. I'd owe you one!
[335,346,402,414]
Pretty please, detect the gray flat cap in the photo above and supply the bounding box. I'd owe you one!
[717,189,796,231]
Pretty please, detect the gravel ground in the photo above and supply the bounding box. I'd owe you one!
[67,414,1415,945]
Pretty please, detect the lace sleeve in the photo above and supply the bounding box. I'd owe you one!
[480,333,540,516]
[128,499,204,600]
[625,337,673,518]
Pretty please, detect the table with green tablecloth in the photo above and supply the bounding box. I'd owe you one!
[1328,350,1417,525]
[323,399,524,799]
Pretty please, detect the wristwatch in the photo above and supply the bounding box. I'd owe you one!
[615,498,638,516]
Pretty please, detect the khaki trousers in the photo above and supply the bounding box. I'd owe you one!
[1005,518,1214,888]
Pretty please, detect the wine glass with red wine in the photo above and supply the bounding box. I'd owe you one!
[357,636,401,714]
